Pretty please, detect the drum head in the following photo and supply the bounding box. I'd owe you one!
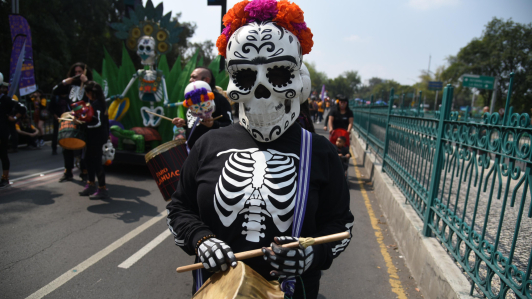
[59,138,86,150]
[193,262,283,299]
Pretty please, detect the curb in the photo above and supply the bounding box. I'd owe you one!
[350,134,476,299]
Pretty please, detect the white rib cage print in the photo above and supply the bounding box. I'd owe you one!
[214,148,299,242]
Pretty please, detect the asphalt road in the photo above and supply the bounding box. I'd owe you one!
[1,134,424,299]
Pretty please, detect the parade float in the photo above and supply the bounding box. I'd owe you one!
[92,0,230,164]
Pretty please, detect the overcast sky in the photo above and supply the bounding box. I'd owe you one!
[159,0,532,85]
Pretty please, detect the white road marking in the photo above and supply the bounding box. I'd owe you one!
[25,212,167,299]
[118,229,171,269]
[11,167,64,182]
[12,171,64,188]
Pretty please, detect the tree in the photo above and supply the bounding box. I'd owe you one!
[327,71,361,99]
[441,18,532,113]
[0,1,197,93]
[304,62,327,94]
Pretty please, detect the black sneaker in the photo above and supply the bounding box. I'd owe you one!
[59,174,73,182]
[79,184,97,196]
[0,179,10,189]
[89,188,109,200]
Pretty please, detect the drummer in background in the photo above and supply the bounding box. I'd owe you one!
[171,67,232,149]
[52,62,91,182]
[77,81,110,199]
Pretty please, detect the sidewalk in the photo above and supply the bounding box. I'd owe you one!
[316,129,423,298]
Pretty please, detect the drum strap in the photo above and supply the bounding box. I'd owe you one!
[194,128,313,294]
[186,118,200,154]
[281,128,313,297]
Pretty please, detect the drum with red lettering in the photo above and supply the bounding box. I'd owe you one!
[145,139,188,201]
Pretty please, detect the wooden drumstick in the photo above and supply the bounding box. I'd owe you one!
[145,110,173,122]
[145,111,223,123]
[176,231,350,273]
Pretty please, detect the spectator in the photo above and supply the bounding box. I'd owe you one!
[308,98,316,122]
[0,80,25,188]
[15,115,40,149]
[30,90,48,147]
[316,99,324,123]
[52,62,91,182]
[335,136,351,177]
[171,67,232,149]
[327,95,353,133]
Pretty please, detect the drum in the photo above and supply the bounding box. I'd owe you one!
[145,139,188,201]
[58,112,86,150]
[193,262,284,299]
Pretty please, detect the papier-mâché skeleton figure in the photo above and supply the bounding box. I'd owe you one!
[225,21,311,142]
[109,0,183,127]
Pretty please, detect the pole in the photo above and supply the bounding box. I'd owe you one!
[428,55,431,75]
[489,77,498,114]
[434,90,439,111]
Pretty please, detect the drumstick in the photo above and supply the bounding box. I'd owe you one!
[145,110,223,123]
[145,110,174,122]
[176,231,350,273]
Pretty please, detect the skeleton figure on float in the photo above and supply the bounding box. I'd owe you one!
[108,0,183,127]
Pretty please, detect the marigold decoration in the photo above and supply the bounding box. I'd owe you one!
[183,88,215,109]
[216,0,313,58]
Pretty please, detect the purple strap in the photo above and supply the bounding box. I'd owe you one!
[282,128,313,297]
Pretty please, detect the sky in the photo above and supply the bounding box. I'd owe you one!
[157,0,532,86]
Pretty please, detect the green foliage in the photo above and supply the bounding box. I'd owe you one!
[442,18,532,113]
[208,56,230,90]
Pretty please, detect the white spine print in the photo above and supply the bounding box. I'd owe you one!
[214,149,298,242]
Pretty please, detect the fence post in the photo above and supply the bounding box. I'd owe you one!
[417,90,422,117]
[365,94,374,150]
[422,84,453,237]
[381,88,394,172]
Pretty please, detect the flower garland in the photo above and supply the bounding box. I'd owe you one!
[216,0,313,58]
[183,88,215,108]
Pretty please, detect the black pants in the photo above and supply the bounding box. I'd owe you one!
[0,135,9,171]
[19,134,37,147]
[86,145,105,187]
[52,118,59,152]
[63,149,86,175]
[8,123,18,150]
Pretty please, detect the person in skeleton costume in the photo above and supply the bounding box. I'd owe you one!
[166,1,353,298]
[171,68,233,149]
[108,0,183,128]
[52,62,91,182]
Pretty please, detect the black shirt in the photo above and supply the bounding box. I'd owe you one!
[166,123,354,293]
[0,95,26,138]
[329,108,353,131]
[336,145,349,157]
[84,99,109,148]
[185,91,233,149]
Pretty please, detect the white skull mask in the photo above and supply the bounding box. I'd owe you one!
[102,141,115,164]
[226,21,307,142]
[137,36,157,66]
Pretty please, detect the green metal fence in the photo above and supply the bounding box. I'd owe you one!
[351,74,532,298]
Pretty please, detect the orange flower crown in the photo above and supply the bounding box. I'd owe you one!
[216,0,313,58]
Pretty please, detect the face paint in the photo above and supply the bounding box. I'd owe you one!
[225,21,310,142]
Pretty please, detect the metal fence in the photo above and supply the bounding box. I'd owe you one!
[351,74,532,298]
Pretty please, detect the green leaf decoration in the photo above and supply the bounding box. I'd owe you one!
[145,0,155,20]
[155,3,164,20]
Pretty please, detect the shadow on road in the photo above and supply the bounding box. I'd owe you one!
[87,183,158,223]
[0,188,62,224]
[0,188,61,206]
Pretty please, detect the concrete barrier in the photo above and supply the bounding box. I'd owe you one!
[351,133,476,299]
